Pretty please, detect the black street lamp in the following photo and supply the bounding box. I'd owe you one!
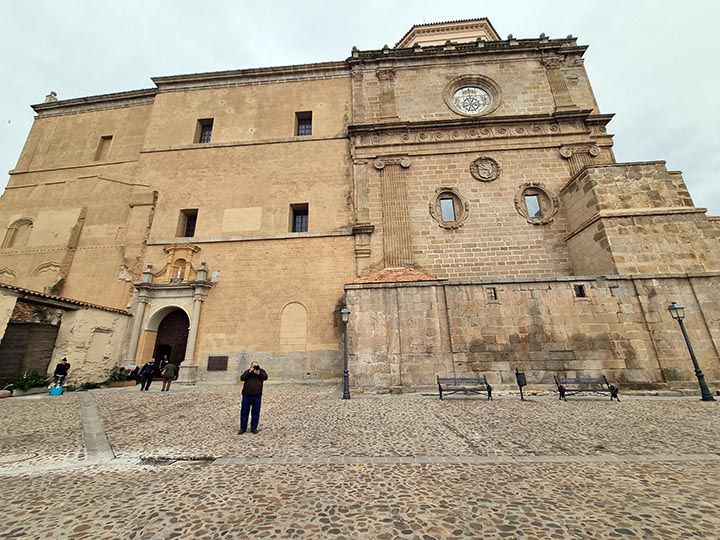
[667,301,715,402]
[340,306,351,400]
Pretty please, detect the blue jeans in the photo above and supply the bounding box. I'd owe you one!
[240,394,262,431]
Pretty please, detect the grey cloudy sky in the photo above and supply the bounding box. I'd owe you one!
[1,0,718,214]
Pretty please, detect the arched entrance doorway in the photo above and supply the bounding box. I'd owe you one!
[152,309,189,374]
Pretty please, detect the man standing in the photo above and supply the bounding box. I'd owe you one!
[53,357,71,386]
[160,362,177,392]
[238,361,268,434]
[139,358,156,391]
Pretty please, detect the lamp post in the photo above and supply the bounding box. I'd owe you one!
[340,306,351,400]
[667,302,715,402]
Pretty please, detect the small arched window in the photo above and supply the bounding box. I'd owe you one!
[2,219,33,248]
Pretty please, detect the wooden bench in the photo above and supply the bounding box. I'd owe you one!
[554,375,619,401]
[437,375,493,400]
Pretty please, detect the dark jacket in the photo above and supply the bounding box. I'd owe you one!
[140,362,155,379]
[240,368,268,396]
[54,362,71,376]
[161,363,178,379]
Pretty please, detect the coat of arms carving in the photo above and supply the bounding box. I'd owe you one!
[470,157,501,182]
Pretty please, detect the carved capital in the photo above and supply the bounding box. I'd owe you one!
[541,56,564,69]
[351,69,364,81]
[376,68,396,81]
[374,157,410,170]
[559,144,601,159]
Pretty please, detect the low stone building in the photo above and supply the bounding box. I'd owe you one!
[0,19,718,389]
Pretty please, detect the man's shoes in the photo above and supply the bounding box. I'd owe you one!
[238,429,246,435]
[251,428,258,434]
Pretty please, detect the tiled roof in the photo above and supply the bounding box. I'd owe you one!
[0,282,130,315]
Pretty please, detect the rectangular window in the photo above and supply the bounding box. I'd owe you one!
[573,284,587,298]
[295,111,312,136]
[486,287,498,301]
[440,198,456,222]
[290,203,309,232]
[94,135,113,161]
[207,356,229,371]
[524,194,542,218]
[177,209,198,237]
[195,119,214,143]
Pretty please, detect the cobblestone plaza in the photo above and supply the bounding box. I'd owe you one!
[1,385,718,539]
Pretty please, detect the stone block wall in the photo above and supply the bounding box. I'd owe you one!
[563,162,720,276]
[345,274,720,391]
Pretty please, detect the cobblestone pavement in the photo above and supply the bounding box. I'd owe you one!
[1,384,719,539]
[0,392,84,467]
[92,385,720,459]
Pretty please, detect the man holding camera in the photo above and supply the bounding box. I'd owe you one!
[239,361,268,434]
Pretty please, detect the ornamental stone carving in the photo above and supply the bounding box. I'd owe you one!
[374,157,411,170]
[469,156,501,182]
[514,183,560,225]
[429,187,469,230]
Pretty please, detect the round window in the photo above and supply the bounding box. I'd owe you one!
[450,87,492,115]
[443,75,501,117]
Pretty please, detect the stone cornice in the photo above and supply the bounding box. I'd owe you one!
[345,272,720,290]
[148,228,354,246]
[8,159,141,177]
[32,89,156,117]
[152,61,349,92]
[349,37,587,65]
[350,111,611,149]
[350,110,597,134]
[141,134,347,155]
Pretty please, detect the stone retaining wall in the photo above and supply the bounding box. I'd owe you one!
[345,274,720,390]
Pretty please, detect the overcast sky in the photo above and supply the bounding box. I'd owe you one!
[1,0,718,214]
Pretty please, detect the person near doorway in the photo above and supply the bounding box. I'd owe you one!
[238,361,268,434]
[159,355,169,372]
[161,362,178,392]
[139,359,156,391]
[53,357,71,386]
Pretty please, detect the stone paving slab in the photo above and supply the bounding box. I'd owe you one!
[91,385,720,460]
[1,459,719,539]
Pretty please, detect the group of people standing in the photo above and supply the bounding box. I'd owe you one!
[138,356,178,391]
[53,355,270,435]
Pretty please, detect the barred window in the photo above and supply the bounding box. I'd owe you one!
[295,112,312,136]
[196,119,214,143]
[291,203,309,232]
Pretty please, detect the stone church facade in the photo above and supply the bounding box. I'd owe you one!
[1,19,718,389]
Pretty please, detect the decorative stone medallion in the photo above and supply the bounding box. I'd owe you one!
[469,157,501,182]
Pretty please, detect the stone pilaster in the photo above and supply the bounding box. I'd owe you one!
[542,56,575,113]
[376,68,399,119]
[352,223,375,277]
[375,157,413,267]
